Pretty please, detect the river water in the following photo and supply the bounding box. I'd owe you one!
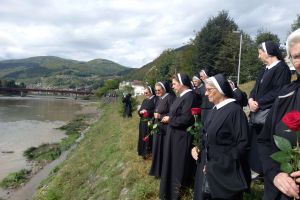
[0,96,82,181]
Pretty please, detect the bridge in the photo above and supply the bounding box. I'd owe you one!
[0,87,94,98]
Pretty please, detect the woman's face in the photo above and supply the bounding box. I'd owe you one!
[143,88,152,98]
[192,79,201,87]
[258,49,268,64]
[155,85,165,97]
[290,42,300,71]
[205,84,224,105]
[172,79,183,94]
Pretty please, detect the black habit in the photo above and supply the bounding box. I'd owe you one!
[149,93,175,177]
[122,94,132,117]
[257,75,300,200]
[199,83,214,123]
[137,96,156,157]
[249,61,291,173]
[159,90,197,200]
[194,101,251,200]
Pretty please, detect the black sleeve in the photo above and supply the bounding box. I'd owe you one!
[230,109,250,159]
[250,69,264,99]
[258,67,291,110]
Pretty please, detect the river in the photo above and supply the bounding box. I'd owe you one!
[0,96,82,181]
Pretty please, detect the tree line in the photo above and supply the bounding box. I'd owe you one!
[136,11,300,86]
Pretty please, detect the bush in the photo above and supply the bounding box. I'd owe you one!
[0,169,30,189]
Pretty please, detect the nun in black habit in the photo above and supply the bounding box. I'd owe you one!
[198,70,214,123]
[248,41,291,174]
[192,74,202,109]
[257,28,300,200]
[191,74,251,200]
[149,81,175,177]
[137,86,157,159]
[159,73,197,200]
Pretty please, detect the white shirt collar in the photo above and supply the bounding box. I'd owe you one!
[161,93,169,99]
[266,60,280,70]
[149,95,155,99]
[180,89,192,97]
[233,88,237,91]
[214,98,236,110]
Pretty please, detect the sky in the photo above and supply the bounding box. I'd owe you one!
[0,0,299,68]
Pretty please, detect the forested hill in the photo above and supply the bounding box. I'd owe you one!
[127,11,299,86]
[0,56,133,88]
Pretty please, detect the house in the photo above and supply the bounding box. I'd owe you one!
[119,80,145,96]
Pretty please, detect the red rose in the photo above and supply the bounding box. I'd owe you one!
[191,108,201,116]
[143,136,149,142]
[282,110,300,132]
[143,111,149,118]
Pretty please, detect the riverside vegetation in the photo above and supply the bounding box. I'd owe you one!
[0,115,88,189]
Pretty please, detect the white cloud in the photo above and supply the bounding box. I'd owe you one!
[0,0,299,67]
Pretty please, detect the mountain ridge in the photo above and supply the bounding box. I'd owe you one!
[0,56,133,88]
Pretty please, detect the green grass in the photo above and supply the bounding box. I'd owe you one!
[32,100,263,200]
[23,144,61,162]
[33,101,161,200]
[0,169,30,189]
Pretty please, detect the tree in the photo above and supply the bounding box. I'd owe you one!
[215,32,240,77]
[255,29,280,45]
[291,14,300,32]
[193,10,238,75]
[96,79,120,98]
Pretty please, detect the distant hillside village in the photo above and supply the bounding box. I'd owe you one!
[119,80,144,96]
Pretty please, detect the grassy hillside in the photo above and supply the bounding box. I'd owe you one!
[0,56,133,88]
[33,101,160,200]
[32,92,264,200]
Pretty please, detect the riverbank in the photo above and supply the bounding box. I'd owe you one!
[30,96,263,200]
[0,99,100,200]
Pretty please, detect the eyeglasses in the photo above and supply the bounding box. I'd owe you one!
[144,92,149,95]
[155,89,162,92]
[205,87,216,93]
[291,53,300,60]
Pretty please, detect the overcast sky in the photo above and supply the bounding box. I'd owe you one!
[0,0,299,68]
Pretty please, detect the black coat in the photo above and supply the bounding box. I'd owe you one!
[122,95,132,117]
[159,90,197,200]
[257,77,300,200]
[194,101,251,200]
[137,96,157,156]
[149,93,175,177]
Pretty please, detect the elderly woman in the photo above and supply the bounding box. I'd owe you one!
[149,81,175,177]
[159,73,197,200]
[191,74,251,200]
[248,41,291,175]
[257,28,300,200]
[138,86,156,159]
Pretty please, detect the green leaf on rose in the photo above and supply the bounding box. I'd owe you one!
[271,151,291,163]
[153,124,158,129]
[273,135,292,153]
[187,126,192,132]
[280,162,293,173]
